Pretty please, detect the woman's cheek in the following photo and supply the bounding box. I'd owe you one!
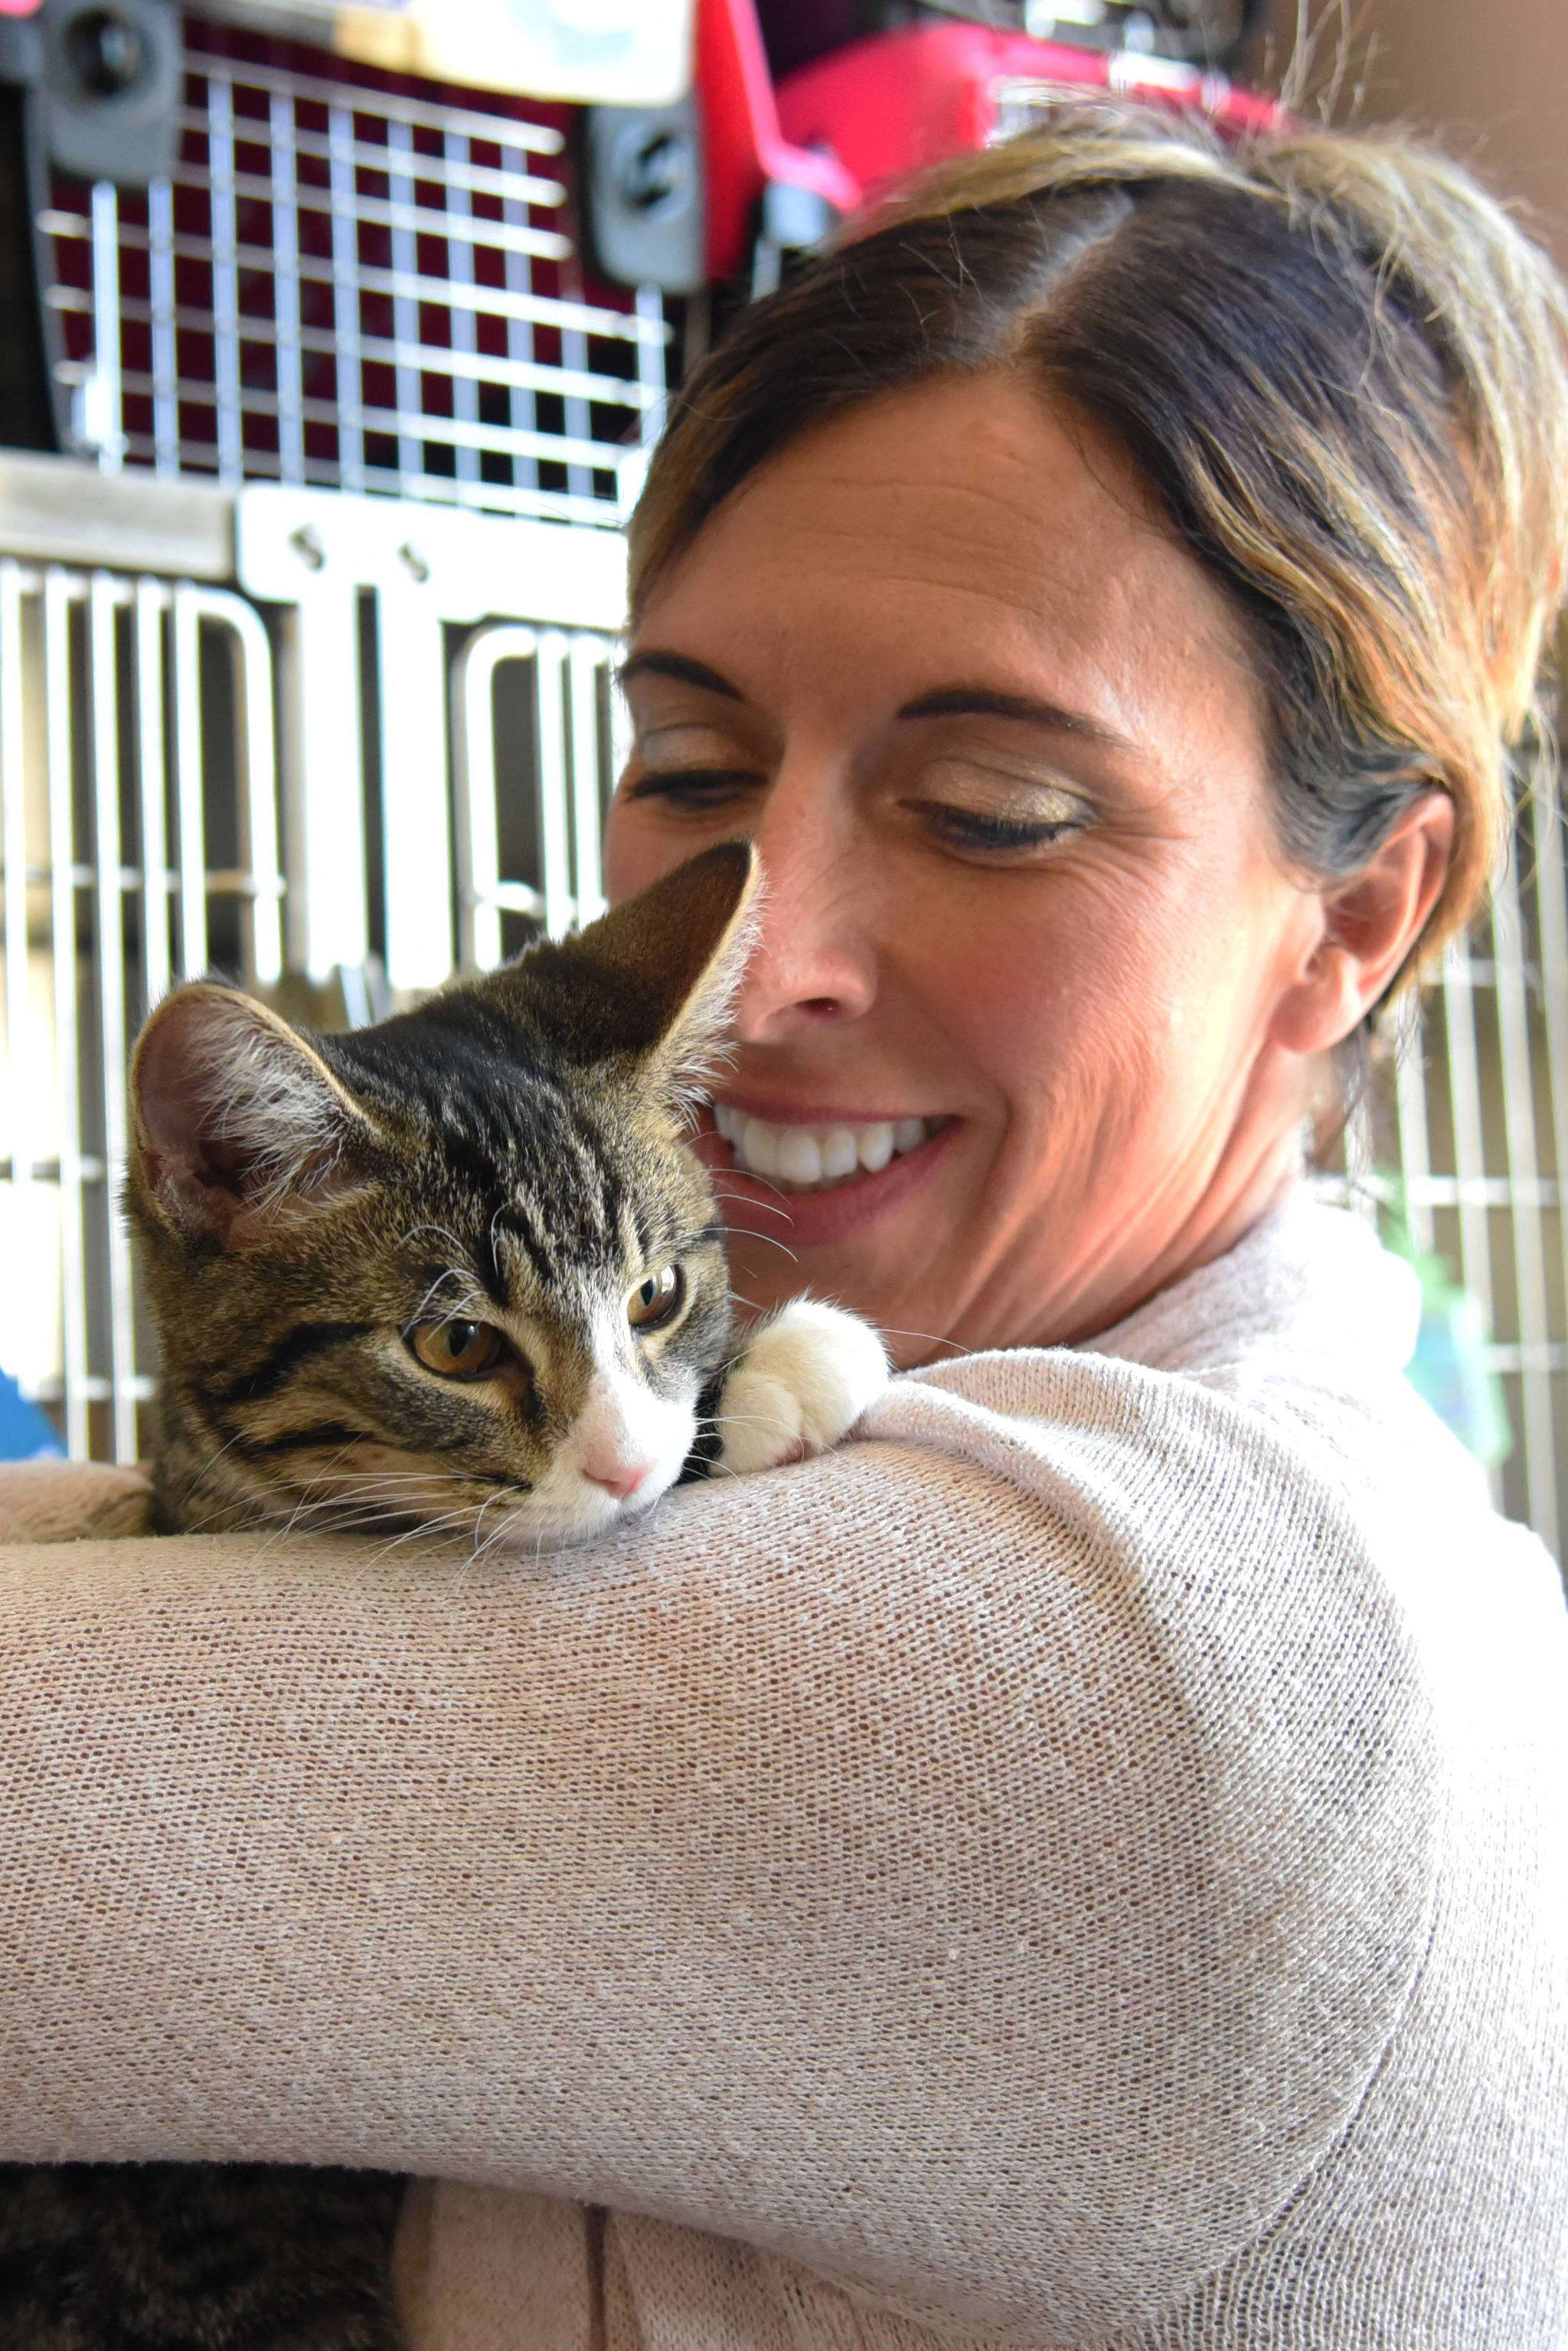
[943,896,1157,1071]
[603,795,671,904]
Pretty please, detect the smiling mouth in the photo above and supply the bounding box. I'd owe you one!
[712,1105,946,1193]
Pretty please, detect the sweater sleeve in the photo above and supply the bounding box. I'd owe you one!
[0,1350,1437,2345]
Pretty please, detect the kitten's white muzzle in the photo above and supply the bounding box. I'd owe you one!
[501,1345,697,1550]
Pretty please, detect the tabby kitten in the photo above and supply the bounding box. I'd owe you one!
[0,840,887,2351]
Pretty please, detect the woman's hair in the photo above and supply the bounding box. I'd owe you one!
[629,101,1568,975]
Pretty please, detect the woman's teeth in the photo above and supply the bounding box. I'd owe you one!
[712,1105,935,1189]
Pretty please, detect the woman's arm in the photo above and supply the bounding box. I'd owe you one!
[0,1354,1436,2343]
[0,1459,153,1543]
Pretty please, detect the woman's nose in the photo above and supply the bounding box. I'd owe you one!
[731,796,879,1042]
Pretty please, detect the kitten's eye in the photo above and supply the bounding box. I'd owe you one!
[406,1319,508,1379]
[627,1264,684,1331]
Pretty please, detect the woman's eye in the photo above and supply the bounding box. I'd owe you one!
[622,720,766,811]
[625,766,762,808]
[406,1319,508,1379]
[627,1264,685,1331]
[904,790,1089,857]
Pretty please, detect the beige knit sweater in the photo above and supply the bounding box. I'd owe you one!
[2,1199,1564,2348]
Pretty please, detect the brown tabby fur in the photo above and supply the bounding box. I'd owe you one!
[131,840,753,1545]
[0,844,757,2351]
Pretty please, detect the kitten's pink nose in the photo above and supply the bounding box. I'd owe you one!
[583,1453,654,1502]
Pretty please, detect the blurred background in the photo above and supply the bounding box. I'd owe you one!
[0,0,1565,1576]
[1294,0,1568,266]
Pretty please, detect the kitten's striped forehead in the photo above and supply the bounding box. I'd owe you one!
[129,858,754,1544]
[403,1049,684,1314]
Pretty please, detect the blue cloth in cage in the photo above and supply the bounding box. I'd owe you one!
[0,1367,66,1461]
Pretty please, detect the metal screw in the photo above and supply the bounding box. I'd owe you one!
[397,540,431,584]
[615,126,691,216]
[287,524,326,571]
[64,5,149,99]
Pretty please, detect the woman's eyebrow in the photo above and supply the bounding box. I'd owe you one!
[616,650,746,700]
[616,659,1135,751]
[897,684,1135,750]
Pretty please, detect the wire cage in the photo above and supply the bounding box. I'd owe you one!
[39,10,668,522]
[0,488,624,1461]
[2,8,645,1459]
[1320,795,1568,1563]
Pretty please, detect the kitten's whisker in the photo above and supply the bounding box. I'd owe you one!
[309,1471,463,1500]
[871,1324,965,1356]
[443,1503,544,1592]
[706,1186,796,1224]
[408,1272,460,1325]
[710,1167,815,1218]
[308,1478,476,1538]
[714,1227,802,1265]
[170,1425,270,1533]
[445,1515,509,1596]
[191,1425,252,1482]
[473,1508,522,1565]
[729,1289,825,1318]
[221,1444,385,1552]
[398,1222,466,1257]
[178,1494,257,1536]
[367,1513,477,1563]
[299,1478,481,1544]
[708,1410,797,1435]
[274,1445,364,1541]
[465,1514,534,1583]
[409,1267,493,1329]
[469,1487,505,1560]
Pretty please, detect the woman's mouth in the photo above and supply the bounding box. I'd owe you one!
[711,1104,944,1193]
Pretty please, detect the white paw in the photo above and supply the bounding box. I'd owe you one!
[714,1299,890,1478]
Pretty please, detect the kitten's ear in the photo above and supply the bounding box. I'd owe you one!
[583,840,760,1096]
[129,983,378,1249]
[508,841,761,1109]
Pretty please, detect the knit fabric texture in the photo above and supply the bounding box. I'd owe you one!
[0,1458,152,1544]
[1,1199,1563,2347]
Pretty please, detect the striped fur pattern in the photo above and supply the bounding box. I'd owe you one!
[128,843,759,1552]
[0,848,772,2351]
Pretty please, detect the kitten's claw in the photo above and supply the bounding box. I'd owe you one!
[715,1299,890,1478]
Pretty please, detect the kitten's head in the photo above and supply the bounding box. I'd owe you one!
[126,843,758,1549]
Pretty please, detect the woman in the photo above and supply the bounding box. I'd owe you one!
[3,98,1566,2348]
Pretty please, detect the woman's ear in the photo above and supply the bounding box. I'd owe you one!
[1269,791,1455,1054]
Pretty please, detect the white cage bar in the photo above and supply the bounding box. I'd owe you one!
[0,550,280,1455]
[41,12,669,528]
[453,622,616,963]
[0,459,625,1468]
[1315,798,1568,1559]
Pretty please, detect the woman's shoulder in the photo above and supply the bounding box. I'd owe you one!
[936,1191,1426,1425]
[853,1188,1566,1815]
[0,1458,155,1545]
[870,1192,1500,1553]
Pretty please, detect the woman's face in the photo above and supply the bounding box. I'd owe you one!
[606,372,1333,1361]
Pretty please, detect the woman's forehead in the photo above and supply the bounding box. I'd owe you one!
[637,372,1263,752]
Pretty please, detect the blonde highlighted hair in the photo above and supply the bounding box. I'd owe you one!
[630,101,1568,972]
